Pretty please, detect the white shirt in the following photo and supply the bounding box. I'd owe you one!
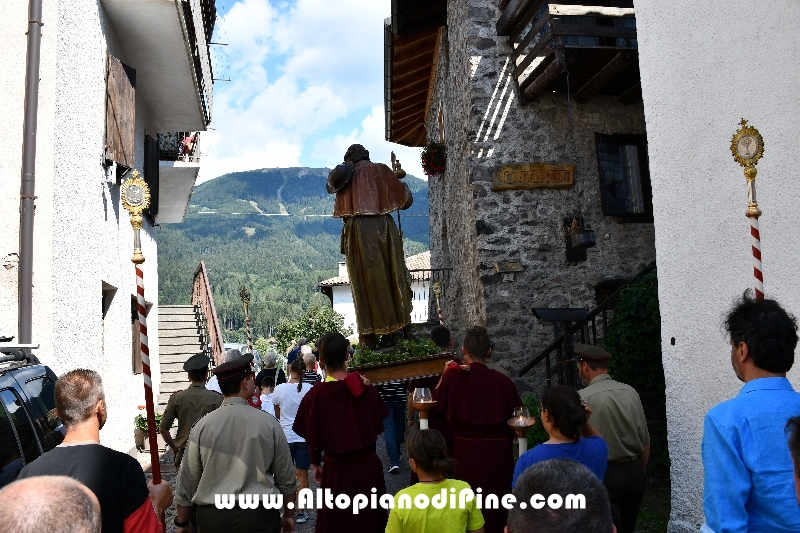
[271,382,312,443]
[260,393,275,417]
[206,375,221,394]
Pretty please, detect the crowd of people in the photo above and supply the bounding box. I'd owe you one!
[4,293,800,533]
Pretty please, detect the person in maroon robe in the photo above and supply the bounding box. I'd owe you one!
[293,332,389,532]
[434,326,523,533]
[407,326,457,485]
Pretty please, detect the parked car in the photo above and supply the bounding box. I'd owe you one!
[0,347,63,489]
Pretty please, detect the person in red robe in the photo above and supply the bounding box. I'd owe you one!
[434,326,523,533]
[293,332,389,532]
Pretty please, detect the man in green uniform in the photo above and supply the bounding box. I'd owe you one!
[159,353,223,470]
[576,344,650,533]
[174,353,298,533]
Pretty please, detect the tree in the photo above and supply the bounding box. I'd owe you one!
[274,305,353,354]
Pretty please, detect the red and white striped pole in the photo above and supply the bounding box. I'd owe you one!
[240,286,252,352]
[121,173,166,532]
[245,316,253,353]
[732,120,765,299]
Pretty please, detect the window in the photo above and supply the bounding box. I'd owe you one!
[595,133,653,220]
[25,377,64,451]
[0,398,25,488]
[0,389,42,465]
[144,133,159,219]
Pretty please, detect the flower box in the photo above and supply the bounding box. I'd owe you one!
[348,353,452,384]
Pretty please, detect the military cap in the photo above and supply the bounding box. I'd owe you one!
[184,353,210,372]
[213,352,254,381]
[573,344,612,363]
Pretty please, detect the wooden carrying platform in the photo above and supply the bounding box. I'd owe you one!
[349,353,452,384]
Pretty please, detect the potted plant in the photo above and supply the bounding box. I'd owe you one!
[134,407,163,451]
[347,338,452,384]
[565,216,596,249]
[421,142,446,177]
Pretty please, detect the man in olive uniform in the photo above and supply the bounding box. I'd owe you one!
[159,353,223,470]
[576,344,650,533]
[174,353,298,533]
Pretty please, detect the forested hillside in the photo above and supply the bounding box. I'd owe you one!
[158,167,429,341]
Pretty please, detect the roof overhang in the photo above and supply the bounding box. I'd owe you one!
[157,161,200,223]
[384,0,447,147]
[101,0,214,131]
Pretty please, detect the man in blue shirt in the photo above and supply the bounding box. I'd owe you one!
[701,293,800,533]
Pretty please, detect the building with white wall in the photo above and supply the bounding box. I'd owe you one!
[0,0,214,452]
[634,2,800,531]
[319,251,435,334]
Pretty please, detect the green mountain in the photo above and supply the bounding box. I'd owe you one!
[158,167,429,341]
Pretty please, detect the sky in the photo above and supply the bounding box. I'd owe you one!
[198,0,426,183]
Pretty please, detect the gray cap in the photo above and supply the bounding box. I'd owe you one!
[184,353,210,372]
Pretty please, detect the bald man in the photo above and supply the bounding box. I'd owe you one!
[0,476,101,533]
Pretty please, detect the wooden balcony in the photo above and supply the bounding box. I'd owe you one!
[496,1,640,105]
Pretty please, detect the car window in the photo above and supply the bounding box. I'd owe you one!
[0,389,42,464]
[0,399,25,489]
[24,376,64,450]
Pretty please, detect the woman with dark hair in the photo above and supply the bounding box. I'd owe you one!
[512,385,608,487]
[272,357,313,523]
[386,430,485,533]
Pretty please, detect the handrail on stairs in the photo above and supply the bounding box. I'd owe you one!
[192,261,224,365]
[518,262,656,380]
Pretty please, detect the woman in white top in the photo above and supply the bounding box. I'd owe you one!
[272,357,314,523]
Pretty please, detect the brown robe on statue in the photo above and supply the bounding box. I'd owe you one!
[434,362,523,533]
[293,379,389,533]
[331,160,413,335]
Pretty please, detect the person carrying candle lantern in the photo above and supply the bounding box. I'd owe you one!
[385,429,485,533]
[512,385,607,487]
[293,331,389,532]
[433,326,522,533]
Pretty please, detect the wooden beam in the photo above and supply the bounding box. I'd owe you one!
[513,26,554,80]
[497,0,545,36]
[412,125,428,147]
[394,65,433,88]
[392,77,429,101]
[394,31,437,58]
[549,4,635,17]
[393,98,427,117]
[522,51,564,101]
[510,8,553,67]
[392,105,425,130]
[423,28,442,142]
[393,90,428,111]
[573,51,634,103]
[619,81,642,106]
[393,122,424,144]
[393,52,435,78]
[551,23,637,40]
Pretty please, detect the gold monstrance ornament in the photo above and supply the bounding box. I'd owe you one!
[731,119,765,298]
[120,171,151,264]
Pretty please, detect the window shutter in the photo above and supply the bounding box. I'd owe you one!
[105,54,136,168]
[596,133,628,216]
[144,134,159,218]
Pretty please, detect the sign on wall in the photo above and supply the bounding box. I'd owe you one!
[492,163,574,191]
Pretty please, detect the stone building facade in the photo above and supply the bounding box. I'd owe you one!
[421,0,655,393]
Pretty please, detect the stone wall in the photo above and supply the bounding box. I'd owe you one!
[427,0,655,395]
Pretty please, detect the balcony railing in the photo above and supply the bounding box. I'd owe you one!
[496,1,640,104]
[158,132,201,163]
[180,0,214,125]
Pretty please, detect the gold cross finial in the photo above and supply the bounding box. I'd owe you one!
[740,118,748,127]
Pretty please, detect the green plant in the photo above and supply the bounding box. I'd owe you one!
[603,265,670,479]
[348,338,441,368]
[522,394,549,448]
[420,142,446,176]
[134,411,163,432]
[274,305,353,354]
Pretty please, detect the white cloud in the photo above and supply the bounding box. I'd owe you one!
[311,106,426,180]
[198,0,408,183]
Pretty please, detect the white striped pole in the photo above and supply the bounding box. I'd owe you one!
[136,266,162,483]
[246,316,253,353]
[750,217,764,299]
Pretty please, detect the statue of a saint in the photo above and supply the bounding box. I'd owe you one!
[327,144,413,348]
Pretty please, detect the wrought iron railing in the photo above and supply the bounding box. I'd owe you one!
[158,132,201,162]
[192,261,224,365]
[518,262,655,384]
[179,0,214,125]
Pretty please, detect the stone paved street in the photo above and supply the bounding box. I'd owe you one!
[146,424,418,532]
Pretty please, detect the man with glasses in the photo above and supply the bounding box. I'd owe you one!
[576,344,649,533]
[174,353,299,533]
